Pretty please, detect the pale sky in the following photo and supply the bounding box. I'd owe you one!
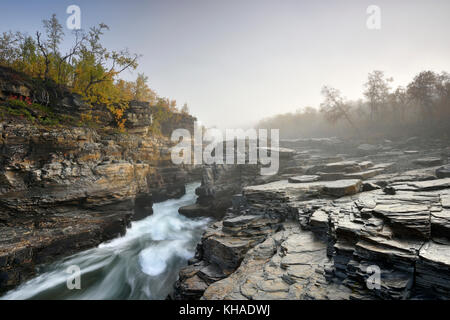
[1,0,450,128]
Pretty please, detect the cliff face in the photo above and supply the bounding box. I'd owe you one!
[0,69,197,293]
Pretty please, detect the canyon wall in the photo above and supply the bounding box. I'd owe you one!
[0,70,198,293]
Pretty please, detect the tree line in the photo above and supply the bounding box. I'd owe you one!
[0,14,190,131]
[258,70,450,139]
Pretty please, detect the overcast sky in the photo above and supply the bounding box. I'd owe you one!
[1,0,450,128]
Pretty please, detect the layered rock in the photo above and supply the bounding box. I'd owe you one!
[0,79,197,292]
[201,223,366,300]
[175,137,450,300]
[181,147,297,219]
[173,213,282,299]
[174,178,364,299]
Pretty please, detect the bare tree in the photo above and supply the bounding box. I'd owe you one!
[407,71,438,122]
[363,70,393,121]
[57,30,88,85]
[320,85,359,133]
[389,86,409,122]
[35,31,50,80]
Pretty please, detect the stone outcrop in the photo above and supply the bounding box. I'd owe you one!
[173,213,282,299]
[175,136,450,300]
[181,146,298,219]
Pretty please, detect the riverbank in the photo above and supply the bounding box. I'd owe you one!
[1,183,208,299]
[0,68,200,293]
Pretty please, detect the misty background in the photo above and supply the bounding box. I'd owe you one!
[1,0,449,129]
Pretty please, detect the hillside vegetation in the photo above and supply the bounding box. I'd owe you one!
[0,14,191,133]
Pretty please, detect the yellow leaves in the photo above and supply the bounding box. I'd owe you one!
[1,16,179,133]
[80,111,93,123]
[116,79,134,101]
[80,111,101,128]
[115,73,157,104]
[107,103,127,131]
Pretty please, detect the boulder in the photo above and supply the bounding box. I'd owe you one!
[179,204,215,218]
[362,182,381,192]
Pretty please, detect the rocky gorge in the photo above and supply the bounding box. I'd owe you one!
[0,68,199,293]
[2,67,450,301]
[174,137,450,300]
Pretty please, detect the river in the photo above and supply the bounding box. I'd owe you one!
[1,182,209,300]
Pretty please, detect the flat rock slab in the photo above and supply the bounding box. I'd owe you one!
[359,161,374,170]
[371,162,394,170]
[343,169,384,180]
[223,215,260,228]
[373,203,431,238]
[244,179,362,198]
[322,179,362,197]
[318,172,346,181]
[322,161,360,173]
[409,178,450,191]
[418,241,450,267]
[413,157,443,167]
[288,175,320,183]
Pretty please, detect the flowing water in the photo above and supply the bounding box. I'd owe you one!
[1,182,209,300]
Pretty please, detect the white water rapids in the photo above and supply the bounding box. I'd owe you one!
[1,182,209,300]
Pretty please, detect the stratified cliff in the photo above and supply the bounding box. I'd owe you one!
[0,67,198,293]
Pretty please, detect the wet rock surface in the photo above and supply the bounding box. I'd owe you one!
[0,101,198,292]
[175,137,450,300]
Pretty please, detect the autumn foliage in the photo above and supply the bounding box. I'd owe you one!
[0,14,185,131]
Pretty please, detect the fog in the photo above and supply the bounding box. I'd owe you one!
[1,0,450,129]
